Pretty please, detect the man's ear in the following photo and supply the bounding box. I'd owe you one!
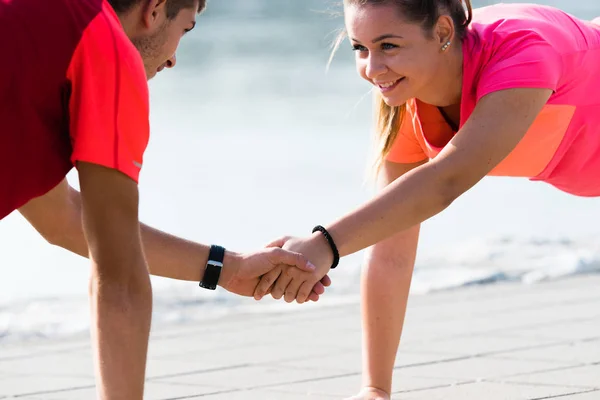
[140,0,168,30]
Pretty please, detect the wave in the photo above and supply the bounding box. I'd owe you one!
[0,236,598,343]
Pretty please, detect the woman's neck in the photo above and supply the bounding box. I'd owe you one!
[417,40,463,108]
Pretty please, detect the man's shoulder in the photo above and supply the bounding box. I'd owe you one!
[79,2,142,65]
[68,1,147,93]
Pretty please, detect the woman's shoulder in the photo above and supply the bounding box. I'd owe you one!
[470,3,578,27]
[466,3,599,51]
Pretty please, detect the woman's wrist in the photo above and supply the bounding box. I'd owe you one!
[308,230,336,269]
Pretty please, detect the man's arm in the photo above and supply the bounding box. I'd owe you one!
[20,178,86,254]
[20,177,210,281]
[77,161,150,399]
[19,178,327,298]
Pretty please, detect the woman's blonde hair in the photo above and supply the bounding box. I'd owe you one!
[330,0,472,174]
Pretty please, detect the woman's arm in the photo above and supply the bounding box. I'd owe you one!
[262,88,552,304]
[329,88,552,257]
[358,160,424,396]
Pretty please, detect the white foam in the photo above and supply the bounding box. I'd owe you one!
[1,236,598,342]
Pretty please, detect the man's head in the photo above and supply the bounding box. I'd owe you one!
[110,0,206,79]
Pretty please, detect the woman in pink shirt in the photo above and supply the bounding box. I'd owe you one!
[253,1,600,399]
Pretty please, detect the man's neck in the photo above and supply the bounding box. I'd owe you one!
[115,7,142,38]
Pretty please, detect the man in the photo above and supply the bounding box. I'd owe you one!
[0,0,328,398]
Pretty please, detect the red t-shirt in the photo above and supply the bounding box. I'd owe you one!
[0,0,150,220]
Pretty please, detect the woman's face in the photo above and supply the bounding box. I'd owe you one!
[345,3,450,106]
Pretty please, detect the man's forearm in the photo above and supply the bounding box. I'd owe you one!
[68,183,215,281]
[76,162,154,400]
[91,260,152,400]
[20,180,239,285]
[139,223,211,281]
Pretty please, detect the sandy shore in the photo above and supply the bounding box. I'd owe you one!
[0,275,598,399]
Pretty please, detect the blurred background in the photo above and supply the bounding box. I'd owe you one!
[1,0,599,340]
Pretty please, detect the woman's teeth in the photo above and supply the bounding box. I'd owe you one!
[380,81,397,88]
[377,78,404,92]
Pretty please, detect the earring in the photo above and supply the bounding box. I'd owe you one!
[441,41,451,51]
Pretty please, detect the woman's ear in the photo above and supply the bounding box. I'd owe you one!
[435,14,455,46]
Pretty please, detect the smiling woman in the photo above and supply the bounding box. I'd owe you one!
[331,0,600,196]
[334,0,472,172]
[253,1,600,399]
[334,1,600,399]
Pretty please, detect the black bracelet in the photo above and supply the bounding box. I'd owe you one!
[312,225,340,269]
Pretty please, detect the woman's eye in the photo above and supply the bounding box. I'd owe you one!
[381,43,398,50]
[352,44,368,52]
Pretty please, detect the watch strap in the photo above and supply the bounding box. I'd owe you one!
[199,245,225,290]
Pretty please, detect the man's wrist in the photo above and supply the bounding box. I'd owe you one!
[217,250,241,289]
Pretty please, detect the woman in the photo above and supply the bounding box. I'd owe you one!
[253,1,600,399]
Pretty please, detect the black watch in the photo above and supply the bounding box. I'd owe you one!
[199,245,225,290]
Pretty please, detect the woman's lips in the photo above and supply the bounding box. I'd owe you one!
[376,77,405,93]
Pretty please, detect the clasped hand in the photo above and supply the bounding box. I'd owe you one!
[254,233,333,304]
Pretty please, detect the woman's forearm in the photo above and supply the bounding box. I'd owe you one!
[361,224,420,393]
[329,162,455,257]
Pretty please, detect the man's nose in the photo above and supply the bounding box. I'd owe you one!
[166,54,177,68]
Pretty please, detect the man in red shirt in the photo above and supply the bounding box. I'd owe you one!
[0,0,328,397]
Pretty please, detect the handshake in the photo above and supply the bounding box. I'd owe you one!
[218,228,337,304]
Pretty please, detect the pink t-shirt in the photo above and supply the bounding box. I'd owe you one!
[387,4,600,197]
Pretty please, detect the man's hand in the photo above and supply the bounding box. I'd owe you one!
[218,247,327,301]
[254,234,334,304]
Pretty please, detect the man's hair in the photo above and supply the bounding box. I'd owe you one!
[108,0,206,19]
